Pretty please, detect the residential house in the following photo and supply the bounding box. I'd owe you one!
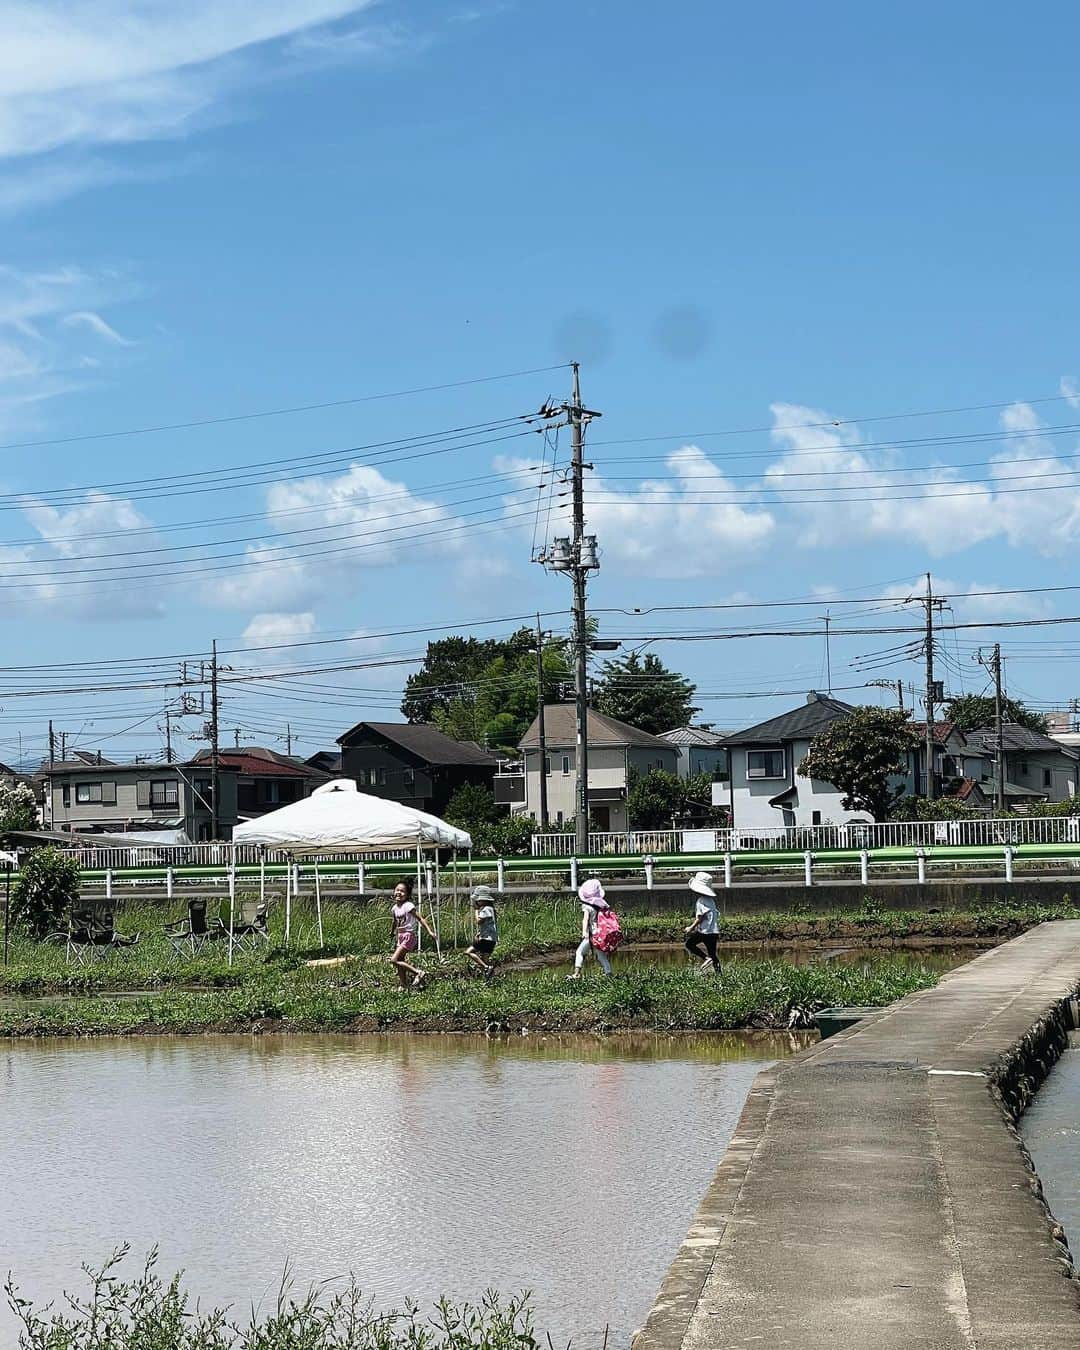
[905,721,971,797]
[336,722,498,817]
[305,750,342,775]
[659,725,730,782]
[189,746,328,820]
[514,704,678,832]
[44,759,240,840]
[962,724,1080,805]
[720,693,861,830]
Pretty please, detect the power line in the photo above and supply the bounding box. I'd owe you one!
[0,363,570,453]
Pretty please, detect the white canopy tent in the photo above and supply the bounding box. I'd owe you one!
[232,780,472,959]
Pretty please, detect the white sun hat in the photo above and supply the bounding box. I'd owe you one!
[688,870,717,897]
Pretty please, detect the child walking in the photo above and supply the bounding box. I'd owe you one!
[684,871,721,972]
[388,877,437,990]
[568,877,614,979]
[465,883,498,979]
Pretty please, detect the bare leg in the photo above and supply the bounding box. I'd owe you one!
[389,941,424,987]
[465,946,492,974]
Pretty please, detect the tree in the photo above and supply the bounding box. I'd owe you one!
[402,629,573,752]
[444,783,502,835]
[593,652,698,735]
[11,846,80,938]
[798,707,913,821]
[943,694,1049,735]
[0,779,37,834]
[627,769,687,828]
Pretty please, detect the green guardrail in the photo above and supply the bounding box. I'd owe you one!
[35,839,1080,886]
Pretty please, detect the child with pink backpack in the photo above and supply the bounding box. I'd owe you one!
[567,877,621,979]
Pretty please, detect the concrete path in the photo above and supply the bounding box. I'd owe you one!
[636,922,1080,1350]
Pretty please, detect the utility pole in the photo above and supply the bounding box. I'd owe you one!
[48,720,55,764]
[210,639,220,839]
[992,643,1006,816]
[535,363,601,856]
[913,574,945,800]
[163,698,173,763]
[897,680,904,712]
[823,610,832,696]
[285,723,293,756]
[569,363,591,856]
[536,614,549,829]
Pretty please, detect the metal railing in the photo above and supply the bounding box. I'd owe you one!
[58,841,416,870]
[530,815,1080,856]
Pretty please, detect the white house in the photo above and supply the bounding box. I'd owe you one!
[720,693,866,830]
[513,704,678,831]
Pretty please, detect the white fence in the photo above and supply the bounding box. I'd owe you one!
[530,815,1080,856]
[58,842,415,871]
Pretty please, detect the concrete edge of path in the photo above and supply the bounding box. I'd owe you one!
[633,925,1080,1350]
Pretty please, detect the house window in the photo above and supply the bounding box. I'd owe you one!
[264,781,281,805]
[403,769,415,792]
[812,810,822,826]
[544,756,552,776]
[62,784,70,808]
[1044,768,1052,788]
[75,782,115,804]
[561,755,571,776]
[150,780,178,808]
[747,748,785,780]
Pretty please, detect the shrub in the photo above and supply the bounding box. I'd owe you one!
[11,846,80,938]
[0,779,37,835]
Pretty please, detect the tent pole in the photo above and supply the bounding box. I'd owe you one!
[452,850,459,949]
[284,857,292,945]
[259,849,266,929]
[315,860,324,949]
[415,841,423,953]
[434,857,442,960]
[227,856,236,966]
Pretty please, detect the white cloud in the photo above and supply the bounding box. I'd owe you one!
[495,444,775,579]
[242,611,317,645]
[1060,375,1080,410]
[0,2,378,157]
[62,310,134,345]
[763,398,1080,558]
[212,462,466,610]
[0,489,163,619]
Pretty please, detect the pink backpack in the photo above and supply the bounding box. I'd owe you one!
[592,907,623,954]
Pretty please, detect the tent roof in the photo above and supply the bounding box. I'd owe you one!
[232,778,472,853]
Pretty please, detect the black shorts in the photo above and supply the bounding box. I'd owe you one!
[685,932,719,961]
[470,938,495,956]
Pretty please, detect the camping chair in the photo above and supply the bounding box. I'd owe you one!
[231,899,269,953]
[49,902,139,966]
[164,898,225,957]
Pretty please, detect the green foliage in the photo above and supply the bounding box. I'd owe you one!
[684,771,728,824]
[889,795,981,821]
[627,769,686,828]
[6,1247,541,1350]
[592,651,698,735]
[11,846,80,938]
[0,779,37,835]
[402,628,573,751]
[944,693,1049,735]
[799,706,914,821]
[444,784,538,854]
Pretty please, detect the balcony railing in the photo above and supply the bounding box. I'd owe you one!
[530,815,1080,856]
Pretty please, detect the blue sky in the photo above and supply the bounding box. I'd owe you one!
[2,0,1080,763]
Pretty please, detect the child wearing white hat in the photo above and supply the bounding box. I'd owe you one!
[684,871,720,972]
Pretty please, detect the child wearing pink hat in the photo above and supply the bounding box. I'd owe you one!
[567,877,613,979]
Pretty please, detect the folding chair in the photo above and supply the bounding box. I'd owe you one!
[231,899,269,953]
[164,898,225,957]
[51,902,139,966]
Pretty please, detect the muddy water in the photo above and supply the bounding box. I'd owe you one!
[0,1031,801,1348]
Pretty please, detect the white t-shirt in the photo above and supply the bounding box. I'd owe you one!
[695,897,719,936]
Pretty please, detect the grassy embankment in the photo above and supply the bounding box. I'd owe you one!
[0,893,1073,1037]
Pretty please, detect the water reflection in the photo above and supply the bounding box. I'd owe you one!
[0,1032,795,1350]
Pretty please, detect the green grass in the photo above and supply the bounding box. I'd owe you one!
[0,891,1071,1038]
[0,949,940,1037]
